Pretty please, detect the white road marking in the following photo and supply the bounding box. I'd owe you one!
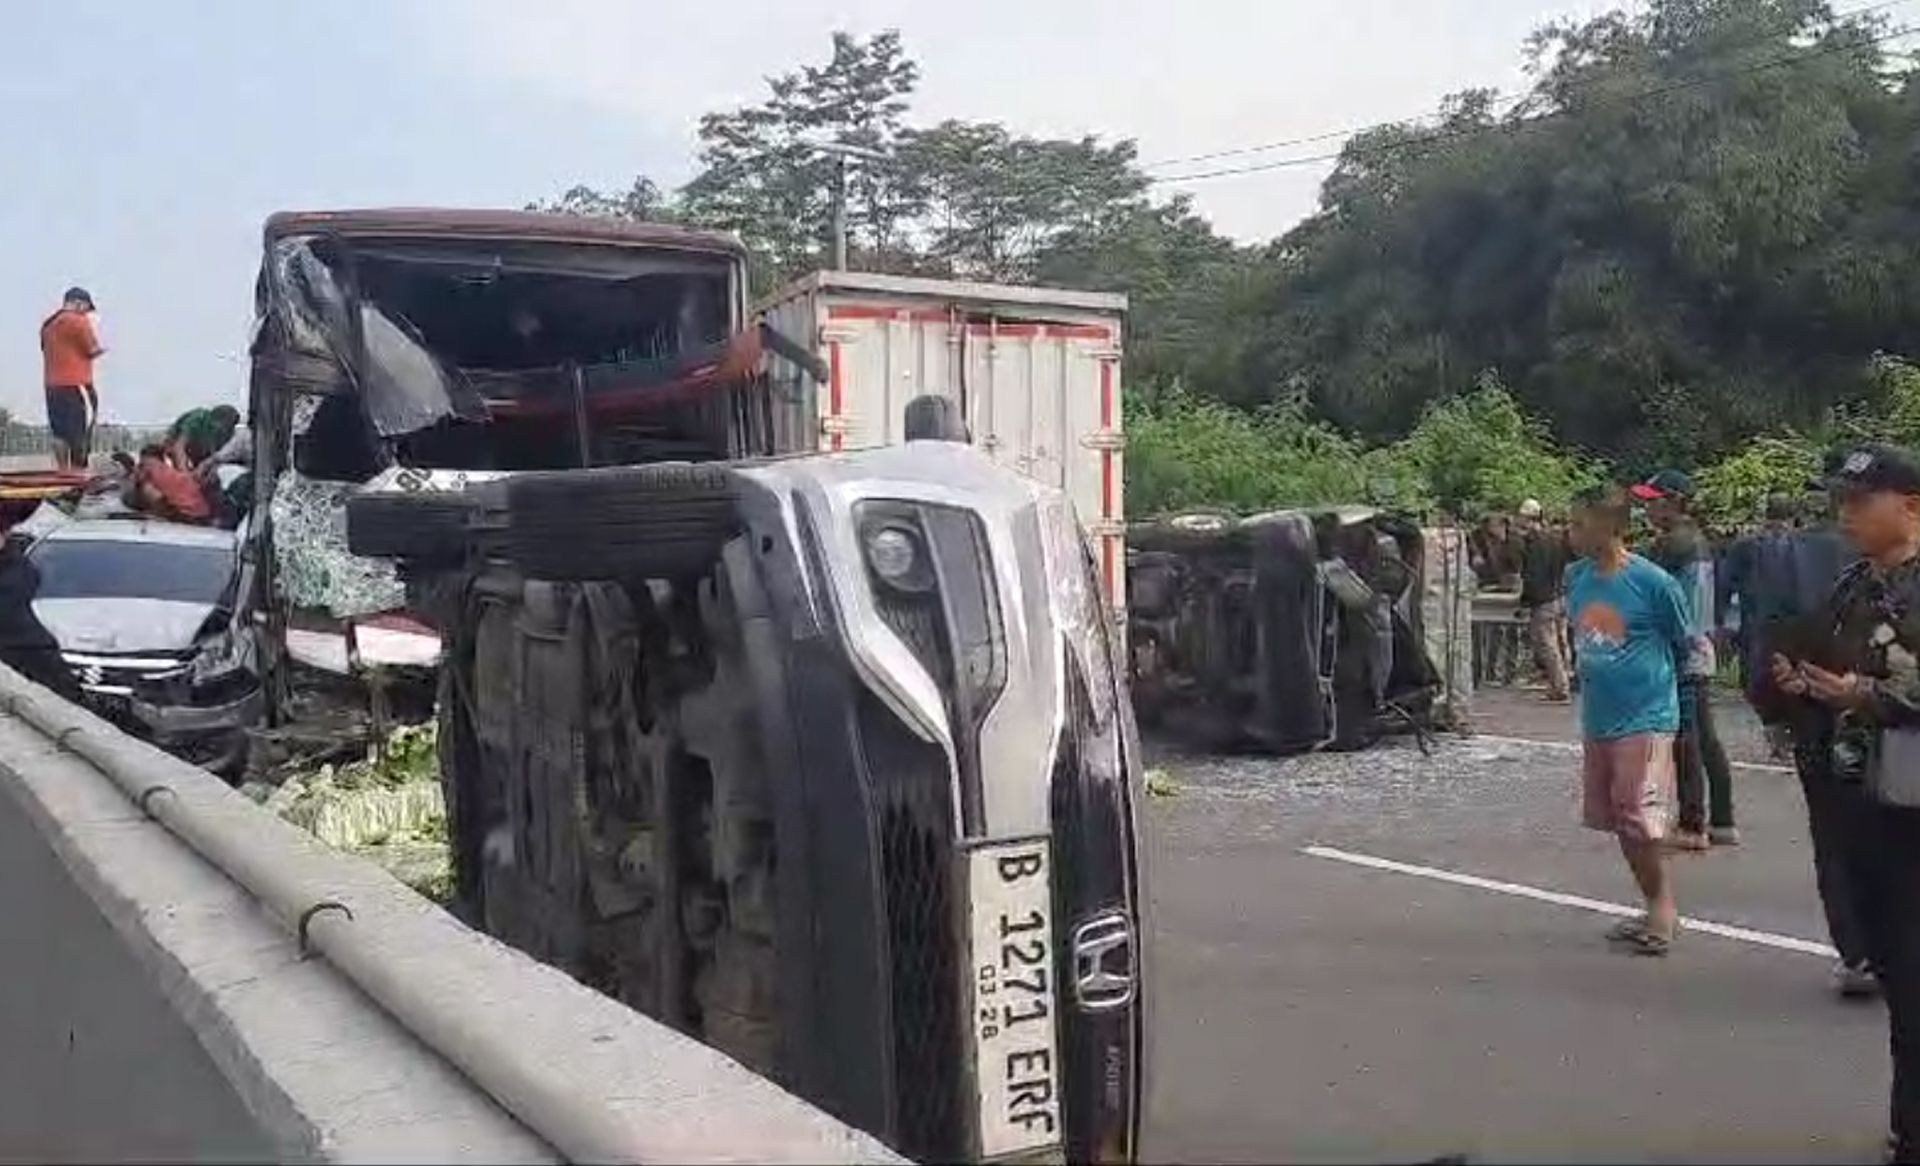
[1302,844,1837,958]
[1468,733,1795,776]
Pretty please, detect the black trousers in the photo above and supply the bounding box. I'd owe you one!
[1794,756,1873,966]
[1859,803,1920,1161]
[1675,679,1735,831]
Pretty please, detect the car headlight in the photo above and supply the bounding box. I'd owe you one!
[861,520,935,592]
[186,626,259,695]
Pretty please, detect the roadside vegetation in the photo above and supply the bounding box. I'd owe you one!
[537,0,1920,526]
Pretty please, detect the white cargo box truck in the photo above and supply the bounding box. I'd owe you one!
[758,270,1129,618]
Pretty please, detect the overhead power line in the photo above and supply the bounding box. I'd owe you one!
[1149,17,1918,185]
[1144,0,1912,178]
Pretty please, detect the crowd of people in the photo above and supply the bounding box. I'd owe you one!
[1470,477,1860,855]
[1527,448,1920,1162]
[38,285,249,527]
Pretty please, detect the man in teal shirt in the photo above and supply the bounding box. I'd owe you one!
[1567,485,1698,955]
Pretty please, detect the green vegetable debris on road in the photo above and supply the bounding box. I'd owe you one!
[249,720,452,903]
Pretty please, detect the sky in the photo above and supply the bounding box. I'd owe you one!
[0,0,1620,424]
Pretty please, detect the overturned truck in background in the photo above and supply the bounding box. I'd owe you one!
[243,209,1148,1164]
[1127,506,1466,754]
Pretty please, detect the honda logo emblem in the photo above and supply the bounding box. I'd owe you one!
[1070,911,1135,1012]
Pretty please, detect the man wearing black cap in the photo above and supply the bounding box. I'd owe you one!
[38,287,104,470]
[1771,442,1920,1162]
[1761,455,1877,998]
[1633,469,1738,850]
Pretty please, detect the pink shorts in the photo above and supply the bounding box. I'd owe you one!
[1581,734,1674,842]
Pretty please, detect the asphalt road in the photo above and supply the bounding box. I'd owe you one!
[1144,689,1890,1164]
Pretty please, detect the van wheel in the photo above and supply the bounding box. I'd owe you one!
[502,464,739,581]
[346,492,476,563]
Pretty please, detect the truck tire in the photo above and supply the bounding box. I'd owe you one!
[501,464,739,581]
[346,492,476,563]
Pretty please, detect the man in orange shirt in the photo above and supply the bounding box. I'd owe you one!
[39,287,104,469]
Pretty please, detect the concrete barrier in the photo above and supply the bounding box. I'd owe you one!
[0,667,904,1164]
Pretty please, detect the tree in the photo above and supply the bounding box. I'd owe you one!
[535,32,1216,299]
[678,31,922,279]
[525,3,1920,494]
[526,177,678,222]
[896,121,1154,281]
[1229,0,1917,465]
[1031,195,1251,391]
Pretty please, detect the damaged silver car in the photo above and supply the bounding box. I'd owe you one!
[27,518,260,773]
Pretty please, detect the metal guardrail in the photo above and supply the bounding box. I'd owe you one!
[1470,590,1526,625]
[0,423,171,458]
[0,665,904,1164]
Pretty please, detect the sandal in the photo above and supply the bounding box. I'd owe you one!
[1619,929,1672,957]
[1605,917,1648,943]
[1605,917,1676,956]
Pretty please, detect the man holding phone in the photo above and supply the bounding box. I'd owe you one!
[38,286,104,470]
[1751,475,1876,999]
[1770,443,1920,1162]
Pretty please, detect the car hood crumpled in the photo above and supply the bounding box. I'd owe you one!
[32,598,219,656]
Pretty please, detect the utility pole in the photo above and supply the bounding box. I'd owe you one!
[831,154,849,272]
[804,140,888,273]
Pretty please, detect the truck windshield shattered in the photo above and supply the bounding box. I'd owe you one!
[244,210,782,687]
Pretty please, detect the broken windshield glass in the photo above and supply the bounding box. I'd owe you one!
[357,301,485,436]
[265,237,485,439]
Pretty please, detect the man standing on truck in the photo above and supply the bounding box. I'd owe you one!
[39,287,104,470]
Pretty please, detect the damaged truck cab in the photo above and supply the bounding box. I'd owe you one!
[245,209,760,704]
[243,209,1149,1164]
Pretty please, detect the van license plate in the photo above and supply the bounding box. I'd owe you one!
[968,839,1062,1159]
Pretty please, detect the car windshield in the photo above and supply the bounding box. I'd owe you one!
[31,538,234,604]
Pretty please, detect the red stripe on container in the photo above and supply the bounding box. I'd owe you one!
[828,340,845,452]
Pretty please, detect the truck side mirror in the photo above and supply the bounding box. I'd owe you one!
[903,394,968,443]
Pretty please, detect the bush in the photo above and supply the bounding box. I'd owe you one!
[1834,354,1920,448]
[1691,433,1822,530]
[1691,355,1920,531]
[1130,355,1920,529]
[1126,386,1369,514]
[1388,378,1604,518]
[1128,377,1601,520]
